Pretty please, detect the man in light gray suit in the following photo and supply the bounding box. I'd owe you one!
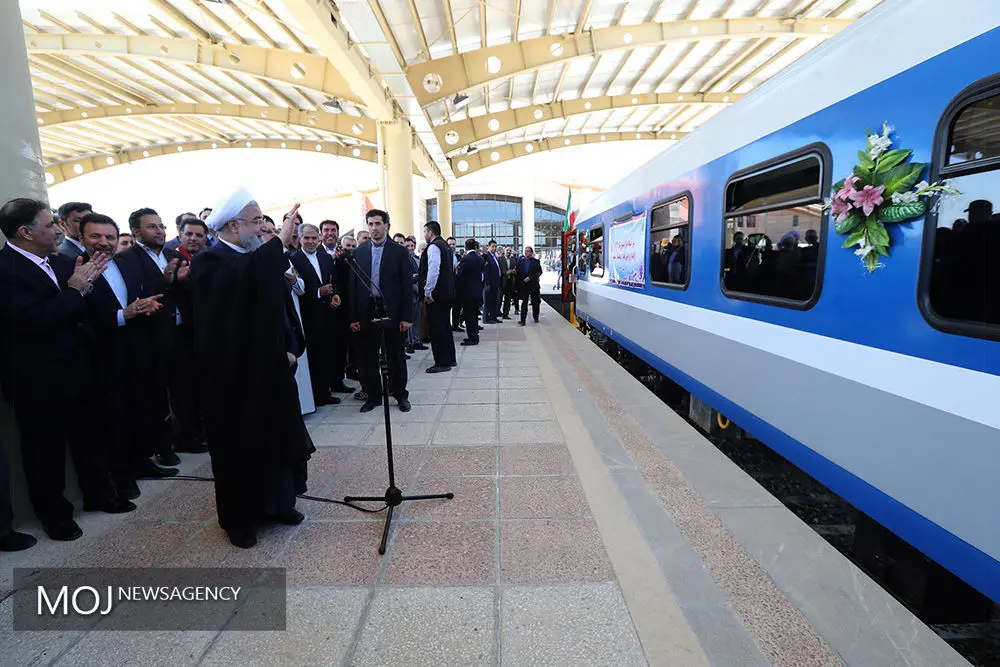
[56,201,91,258]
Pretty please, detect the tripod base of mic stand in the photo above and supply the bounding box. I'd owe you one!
[344,487,454,554]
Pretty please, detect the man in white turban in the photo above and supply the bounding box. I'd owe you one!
[191,189,315,548]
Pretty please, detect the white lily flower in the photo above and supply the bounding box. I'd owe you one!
[914,180,930,192]
[892,190,919,204]
[854,239,875,258]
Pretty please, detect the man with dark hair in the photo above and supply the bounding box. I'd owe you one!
[419,220,456,371]
[392,232,407,246]
[56,201,92,258]
[0,198,108,541]
[116,232,133,253]
[348,209,413,412]
[500,245,515,318]
[320,219,340,256]
[455,238,485,345]
[446,236,463,331]
[198,207,212,221]
[482,239,502,323]
[516,246,543,326]
[177,217,209,261]
[284,209,303,251]
[166,212,198,251]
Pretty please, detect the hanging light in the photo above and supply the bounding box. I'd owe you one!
[451,93,470,109]
[321,98,343,112]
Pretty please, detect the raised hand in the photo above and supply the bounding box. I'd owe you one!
[123,294,164,320]
[279,202,301,248]
[176,260,191,281]
[68,253,109,294]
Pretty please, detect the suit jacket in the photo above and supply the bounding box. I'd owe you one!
[0,245,89,402]
[164,237,182,252]
[58,237,85,259]
[347,239,413,325]
[483,251,502,288]
[455,250,485,302]
[115,243,185,351]
[289,248,338,334]
[516,257,543,287]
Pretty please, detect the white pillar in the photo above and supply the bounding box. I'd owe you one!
[377,118,414,238]
[436,186,452,239]
[521,186,535,253]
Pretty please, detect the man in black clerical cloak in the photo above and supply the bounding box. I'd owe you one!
[192,188,314,548]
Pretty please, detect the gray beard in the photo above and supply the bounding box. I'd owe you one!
[239,232,264,251]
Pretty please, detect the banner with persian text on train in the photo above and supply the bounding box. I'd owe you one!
[608,213,647,288]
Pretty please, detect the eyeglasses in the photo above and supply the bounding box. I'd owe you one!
[233,216,264,225]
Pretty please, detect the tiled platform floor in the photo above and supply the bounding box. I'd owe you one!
[1,304,967,666]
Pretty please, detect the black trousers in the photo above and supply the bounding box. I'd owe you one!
[463,298,482,341]
[519,283,541,323]
[168,324,203,447]
[0,447,13,537]
[359,324,409,401]
[483,286,499,321]
[452,301,463,329]
[427,298,456,366]
[304,317,333,402]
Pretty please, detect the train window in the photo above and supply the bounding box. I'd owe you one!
[921,81,1000,335]
[588,226,605,277]
[723,150,827,305]
[650,195,691,288]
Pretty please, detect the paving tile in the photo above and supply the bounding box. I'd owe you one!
[499,420,565,444]
[432,421,498,445]
[500,519,613,583]
[131,478,217,522]
[352,586,495,666]
[308,423,374,446]
[500,444,575,476]
[499,402,557,422]
[0,596,89,667]
[451,377,499,390]
[279,522,383,584]
[407,477,497,520]
[438,403,499,422]
[500,476,590,519]
[498,389,550,404]
[459,358,502,368]
[457,367,499,378]
[407,390,448,405]
[168,522,292,568]
[304,447,358,494]
[362,422,435,446]
[445,389,498,405]
[383,522,496,585]
[55,628,216,666]
[385,403,443,423]
[407,377,454,391]
[504,366,541,377]
[202,587,370,667]
[306,475,392,520]
[338,446,423,482]
[62,520,204,568]
[501,582,646,667]
[422,446,497,476]
[499,376,544,389]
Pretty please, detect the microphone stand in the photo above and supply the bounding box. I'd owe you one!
[340,251,453,554]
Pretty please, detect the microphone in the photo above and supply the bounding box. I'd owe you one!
[344,252,391,327]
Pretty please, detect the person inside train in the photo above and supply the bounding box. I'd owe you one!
[666,234,686,284]
[775,230,804,300]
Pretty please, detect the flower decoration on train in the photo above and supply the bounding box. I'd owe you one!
[824,123,959,273]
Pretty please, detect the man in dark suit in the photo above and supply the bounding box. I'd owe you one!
[115,207,187,469]
[516,246,544,326]
[79,213,166,507]
[455,238,485,345]
[347,209,413,413]
[418,220,456,371]
[0,198,109,541]
[482,239,502,323]
[290,223,342,406]
[497,247,513,320]
[165,212,198,252]
[56,201,91,259]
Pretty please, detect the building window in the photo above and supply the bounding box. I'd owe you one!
[650,195,691,288]
[587,226,605,277]
[426,194,523,250]
[921,76,1000,336]
[723,149,827,305]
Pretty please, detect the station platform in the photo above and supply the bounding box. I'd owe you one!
[1,303,967,666]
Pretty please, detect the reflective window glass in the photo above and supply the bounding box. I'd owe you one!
[650,196,690,287]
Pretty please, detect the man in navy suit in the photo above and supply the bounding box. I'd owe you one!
[516,246,544,325]
[455,238,485,345]
[482,239,502,323]
[347,209,414,413]
[290,223,342,406]
[0,198,108,542]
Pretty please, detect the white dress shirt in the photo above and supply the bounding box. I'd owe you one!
[101,259,129,327]
[303,249,325,299]
[8,242,60,288]
[137,241,180,324]
[424,242,441,297]
[219,237,248,254]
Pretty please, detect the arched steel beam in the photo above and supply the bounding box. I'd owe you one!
[436,92,740,152]
[36,104,378,145]
[450,131,683,177]
[43,139,400,187]
[406,17,850,107]
[24,33,364,108]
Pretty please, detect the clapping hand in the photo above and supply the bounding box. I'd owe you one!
[330,294,342,308]
[164,258,190,283]
[68,253,109,295]
[123,294,164,320]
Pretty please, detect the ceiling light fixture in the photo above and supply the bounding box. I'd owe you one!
[451,93,470,109]
[321,98,343,112]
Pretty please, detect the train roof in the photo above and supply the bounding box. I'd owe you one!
[578,0,1000,223]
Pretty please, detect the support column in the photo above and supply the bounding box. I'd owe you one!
[521,187,535,254]
[436,185,452,239]
[377,118,414,238]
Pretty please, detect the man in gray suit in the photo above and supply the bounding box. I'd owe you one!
[56,201,91,258]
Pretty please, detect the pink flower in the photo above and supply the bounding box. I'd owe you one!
[830,197,851,223]
[848,184,885,217]
[837,175,858,201]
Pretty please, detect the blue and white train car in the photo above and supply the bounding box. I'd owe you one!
[572,0,1000,604]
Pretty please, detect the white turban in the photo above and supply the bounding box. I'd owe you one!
[204,186,256,232]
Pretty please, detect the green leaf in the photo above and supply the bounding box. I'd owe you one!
[874,162,924,195]
[879,201,927,223]
[875,149,912,173]
[835,211,863,235]
[876,244,889,257]
[842,229,865,248]
[853,165,873,182]
[833,178,845,193]
[865,252,879,272]
[866,219,890,246]
[858,150,875,171]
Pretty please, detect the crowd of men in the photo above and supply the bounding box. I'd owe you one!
[0,192,545,550]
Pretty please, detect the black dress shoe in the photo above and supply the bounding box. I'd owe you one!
[0,531,37,552]
[276,510,305,525]
[44,520,83,542]
[346,369,360,380]
[136,461,179,479]
[411,343,428,350]
[518,321,526,326]
[425,365,451,373]
[84,498,137,514]
[461,339,479,345]
[354,391,368,401]
[330,383,354,393]
[360,400,381,413]
[534,318,539,323]
[316,395,342,406]
[117,480,141,500]
[227,528,257,549]
[156,451,181,467]
[404,354,412,360]
[174,440,208,454]
[396,397,411,412]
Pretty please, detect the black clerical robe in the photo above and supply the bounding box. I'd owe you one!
[190,237,314,531]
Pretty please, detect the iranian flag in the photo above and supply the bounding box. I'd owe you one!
[564,188,576,232]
